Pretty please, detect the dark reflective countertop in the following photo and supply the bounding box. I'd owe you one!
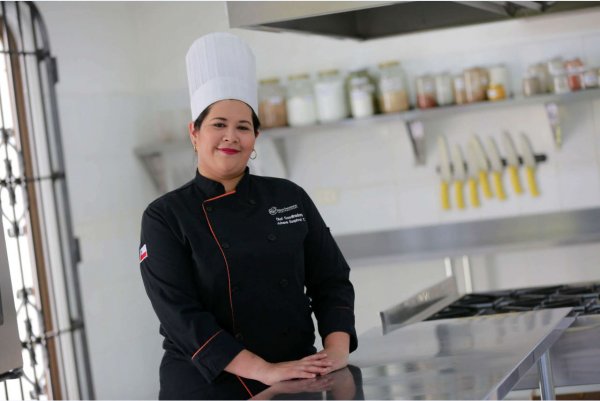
[253,308,573,400]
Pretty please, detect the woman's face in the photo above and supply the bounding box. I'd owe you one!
[189,99,258,181]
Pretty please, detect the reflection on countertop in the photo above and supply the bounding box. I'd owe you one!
[254,308,573,400]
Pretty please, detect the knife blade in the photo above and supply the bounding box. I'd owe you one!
[437,135,452,210]
[502,131,524,195]
[470,135,493,199]
[467,142,481,208]
[451,143,466,210]
[485,137,507,200]
[518,132,540,197]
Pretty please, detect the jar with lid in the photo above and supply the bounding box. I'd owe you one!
[258,78,287,128]
[435,73,454,106]
[416,75,437,109]
[346,69,376,118]
[464,67,488,103]
[376,61,409,113]
[285,73,317,127]
[581,68,599,89]
[453,75,467,105]
[527,63,551,93]
[522,73,541,97]
[548,63,570,94]
[314,69,349,123]
[565,58,584,91]
[546,58,564,93]
[487,65,509,101]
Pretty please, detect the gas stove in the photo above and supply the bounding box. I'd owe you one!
[424,283,600,321]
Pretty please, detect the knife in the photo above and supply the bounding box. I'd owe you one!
[467,142,481,208]
[437,135,452,210]
[502,131,524,195]
[485,137,507,200]
[451,144,466,210]
[470,135,493,199]
[518,132,540,197]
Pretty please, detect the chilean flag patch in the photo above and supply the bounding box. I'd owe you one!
[139,244,148,263]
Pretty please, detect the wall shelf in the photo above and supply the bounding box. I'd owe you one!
[263,88,600,165]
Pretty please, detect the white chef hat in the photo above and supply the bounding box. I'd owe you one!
[185,32,258,121]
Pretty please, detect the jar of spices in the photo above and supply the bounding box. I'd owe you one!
[487,65,509,101]
[565,58,584,91]
[434,73,454,106]
[285,73,317,127]
[522,73,541,97]
[547,58,565,93]
[416,75,437,109]
[549,63,571,94]
[527,63,551,93]
[464,67,488,103]
[346,69,376,118]
[453,75,467,105]
[258,78,287,128]
[314,69,349,123]
[377,61,410,113]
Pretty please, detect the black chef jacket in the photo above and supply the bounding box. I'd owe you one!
[139,167,357,400]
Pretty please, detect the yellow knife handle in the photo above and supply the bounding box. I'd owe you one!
[468,178,480,208]
[479,171,492,199]
[508,165,523,194]
[525,166,540,197]
[441,181,451,210]
[454,180,465,210]
[492,171,507,200]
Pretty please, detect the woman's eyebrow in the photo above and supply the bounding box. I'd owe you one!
[210,117,251,124]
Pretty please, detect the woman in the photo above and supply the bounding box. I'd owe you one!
[139,32,357,400]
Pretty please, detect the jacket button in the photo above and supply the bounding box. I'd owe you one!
[267,233,277,242]
[282,327,289,336]
[279,278,289,288]
[232,285,240,293]
[221,242,230,249]
[205,205,213,212]
[235,332,244,341]
[248,199,256,205]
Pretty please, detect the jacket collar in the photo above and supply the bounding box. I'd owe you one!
[193,167,251,200]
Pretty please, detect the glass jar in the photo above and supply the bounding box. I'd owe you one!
[453,75,467,105]
[285,73,317,127]
[581,68,599,89]
[549,63,570,94]
[565,58,584,91]
[314,69,349,123]
[527,63,551,93]
[547,58,564,93]
[416,75,437,109]
[376,61,409,113]
[486,65,509,101]
[346,69,376,118]
[522,74,541,97]
[464,67,488,103]
[435,73,454,106]
[258,78,287,128]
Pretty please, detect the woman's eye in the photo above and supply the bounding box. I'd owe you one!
[238,126,250,131]
[213,123,226,128]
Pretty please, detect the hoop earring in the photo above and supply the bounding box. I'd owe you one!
[250,149,257,160]
[193,143,197,153]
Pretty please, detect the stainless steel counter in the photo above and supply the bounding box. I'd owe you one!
[252,308,573,400]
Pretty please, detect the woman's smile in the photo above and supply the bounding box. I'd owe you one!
[218,147,241,155]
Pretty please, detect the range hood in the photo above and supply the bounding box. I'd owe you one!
[227,1,600,40]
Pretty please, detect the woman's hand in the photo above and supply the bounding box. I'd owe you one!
[317,332,351,375]
[251,376,334,400]
[257,353,333,385]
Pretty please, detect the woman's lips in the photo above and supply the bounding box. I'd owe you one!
[218,148,241,155]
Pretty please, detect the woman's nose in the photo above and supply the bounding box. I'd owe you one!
[222,128,239,143]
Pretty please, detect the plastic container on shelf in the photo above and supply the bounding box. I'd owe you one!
[346,69,376,118]
[581,68,600,89]
[314,69,349,123]
[527,63,551,93]
[377,61,410,113]
[285,73,318,127]
[486,65,509,101]
[416,75,437,109]
[434,73,454,106]
[522,74,542,97]
[565,58,584,91]
[258,78,287,128]
[464,67,488,103]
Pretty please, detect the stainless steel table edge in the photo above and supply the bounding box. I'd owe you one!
[490,311,576,400]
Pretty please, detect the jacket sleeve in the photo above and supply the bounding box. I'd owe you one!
[298,186,358,353]
[139,203,244,382]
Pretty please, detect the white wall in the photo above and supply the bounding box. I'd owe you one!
[36,1,600,399]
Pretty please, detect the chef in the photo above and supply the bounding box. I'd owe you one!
[139,32,357,400]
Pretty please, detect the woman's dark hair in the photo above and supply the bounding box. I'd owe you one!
[193,102,261,135]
